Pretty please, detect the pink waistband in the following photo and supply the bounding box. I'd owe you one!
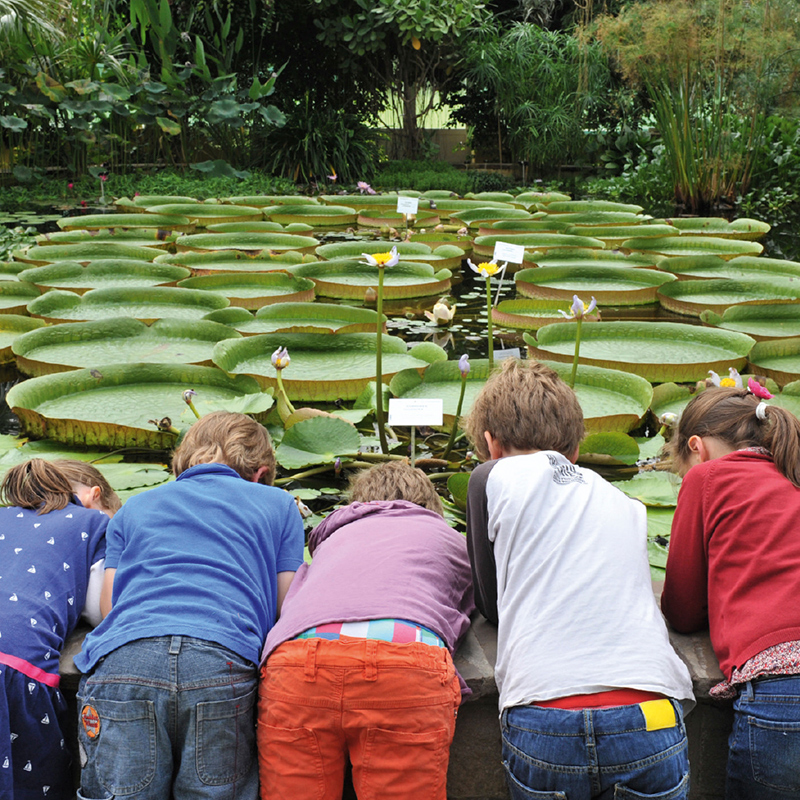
[0,651,60,688]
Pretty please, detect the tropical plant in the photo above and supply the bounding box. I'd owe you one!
[593,0,800,212]
[452,22,613,170]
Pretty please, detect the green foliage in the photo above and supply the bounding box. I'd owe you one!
[0,226,36,261]
[593,0,800,211]
[374,161,515,194]
[453,22,613,169]
[264,97,385,184]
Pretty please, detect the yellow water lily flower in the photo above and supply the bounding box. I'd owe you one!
[467,258,502,277]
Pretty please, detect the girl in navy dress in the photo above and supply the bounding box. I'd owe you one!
[0,460,114,800]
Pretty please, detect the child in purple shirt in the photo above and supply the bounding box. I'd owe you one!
[258,461,474,800]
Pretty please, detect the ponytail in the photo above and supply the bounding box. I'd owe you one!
[668,387,800,488]
[0,459,75,515]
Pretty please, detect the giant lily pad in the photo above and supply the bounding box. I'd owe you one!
[176,273,315,309]
[174,231,319,255]
[525,248,659,269]
[525,321,755,382]
[13,243,160,265]
[275,416,361,469]
[492,299,588,331]
[611,471,680,507]
[516,265,676,306]
[319,195,432,213]
[620,235,763,260]
[700,304,800,341]
[13,318,239,376]
[539,211,652,226]
[0,315,46,363]
[27,287,229,323]
[222,196,320,208]
[408,232,472,253]
[479,219,573,235]
[264,204,358,226]
[205,221,285,233]
[768,381,800,419]
[19,260,190,293]
[747,339,800,386]
[316,241,433,260]
[6,364,266,449]
[0,260,28,279]
[288,259,452,300]
[390,358,652,433]
[449,208,532,227]
[514,191,571,206]
[213,333,446,401]
[657,254,800,281]
[205,303,384,335]
[472,233,605,259]
[357,209,440,228]
[57,214,195,232]
[155,249,307,275]
[657,217,770,240]
[539,200,644,214]
[650,382,695,421]
[115,195,200,211]
[0,281,41,314]
[657,277,800,317]
[145,203,263,226]
[563,224,677,247]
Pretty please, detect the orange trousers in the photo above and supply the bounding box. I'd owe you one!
[257,637,461,800]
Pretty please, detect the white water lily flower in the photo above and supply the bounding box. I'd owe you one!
[362,246,399,268]
[467,258,503,277]
[459,354,470,377]
[424,299,456,326]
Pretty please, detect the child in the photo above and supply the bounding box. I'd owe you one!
[661,386,800,799]
[258,461,474,800]
[53,459,121,518]
[75,412,305,800]
[464,359,694,800]
[0,459,113,800]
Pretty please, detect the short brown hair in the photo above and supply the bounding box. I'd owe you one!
[1,459,75,514]
[52,459,122,514]
[667,387,800,487]
[171,411,275,483]
[463,359,585,461]
[348,461,444,516]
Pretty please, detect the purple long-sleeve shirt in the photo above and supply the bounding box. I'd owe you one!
[261,500,475,694]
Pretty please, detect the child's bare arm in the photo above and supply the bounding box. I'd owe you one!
[100,568,116,618]
[276,571,296,617]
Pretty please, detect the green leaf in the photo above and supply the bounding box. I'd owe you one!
[0,115,27,132]
[447,472,470,510]
[578,432,639,466]
[611,472,681,507]
[188,160,251,179]
[275,416,360,469]
[156,116,181,136]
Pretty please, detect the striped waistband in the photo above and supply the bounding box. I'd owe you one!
[0,651,60,688]
[295,619,445,648]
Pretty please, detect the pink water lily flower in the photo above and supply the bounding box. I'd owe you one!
[559,294,597,319]
[748,378,773,399]
[458,354,470,377]
[271,346,290,369]
[357,181,376,195]
[362,246,399,268]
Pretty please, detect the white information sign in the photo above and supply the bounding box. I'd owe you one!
[388,398,443,427]
[494,347,522,361]
[396,195,420,215]
[492,241,525,264]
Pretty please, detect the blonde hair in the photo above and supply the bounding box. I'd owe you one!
[1,459,75,514]
[667,387,800,487]
[171,411,275,483]
[52,459,122,514]
[348,461,444,516]
[463,359,585,461]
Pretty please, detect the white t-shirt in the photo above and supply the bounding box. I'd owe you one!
[467,451,694,713]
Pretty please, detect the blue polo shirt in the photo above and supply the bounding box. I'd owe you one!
[75,463,305,671]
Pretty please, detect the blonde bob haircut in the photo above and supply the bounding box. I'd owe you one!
[348,460,444,516]
[171,411,275,483]
[53,459,122,514]
[463,358,585,461]
[1,459,75,515]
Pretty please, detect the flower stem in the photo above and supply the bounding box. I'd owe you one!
[442,374,467,461]
[485,276,494,369]
[275,370,296,416]
[569,318,583,388]
[375,268,389,454]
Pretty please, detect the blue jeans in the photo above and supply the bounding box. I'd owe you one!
[726,676,800,800]
[501,700,689,799]
[77,636,258,800]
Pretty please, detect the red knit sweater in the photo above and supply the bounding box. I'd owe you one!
[661,450,800,679]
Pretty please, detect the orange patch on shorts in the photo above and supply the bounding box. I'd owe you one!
[81,704,101,739]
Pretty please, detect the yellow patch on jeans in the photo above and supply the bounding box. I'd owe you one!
[639,699,676,731]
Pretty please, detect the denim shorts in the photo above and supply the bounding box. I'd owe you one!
[726,675,800,800]
[501,699,689,799]
[77,636,258,800]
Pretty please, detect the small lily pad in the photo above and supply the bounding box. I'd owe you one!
[611,471,681,507]
[275,416,360,469]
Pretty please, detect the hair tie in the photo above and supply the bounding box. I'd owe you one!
[756,401,769,421]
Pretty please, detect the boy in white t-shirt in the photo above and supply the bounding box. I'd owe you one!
[464,359,694,800]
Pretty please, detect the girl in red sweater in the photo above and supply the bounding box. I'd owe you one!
[662,384,800,800]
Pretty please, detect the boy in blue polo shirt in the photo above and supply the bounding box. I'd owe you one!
[75,412,304,800]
